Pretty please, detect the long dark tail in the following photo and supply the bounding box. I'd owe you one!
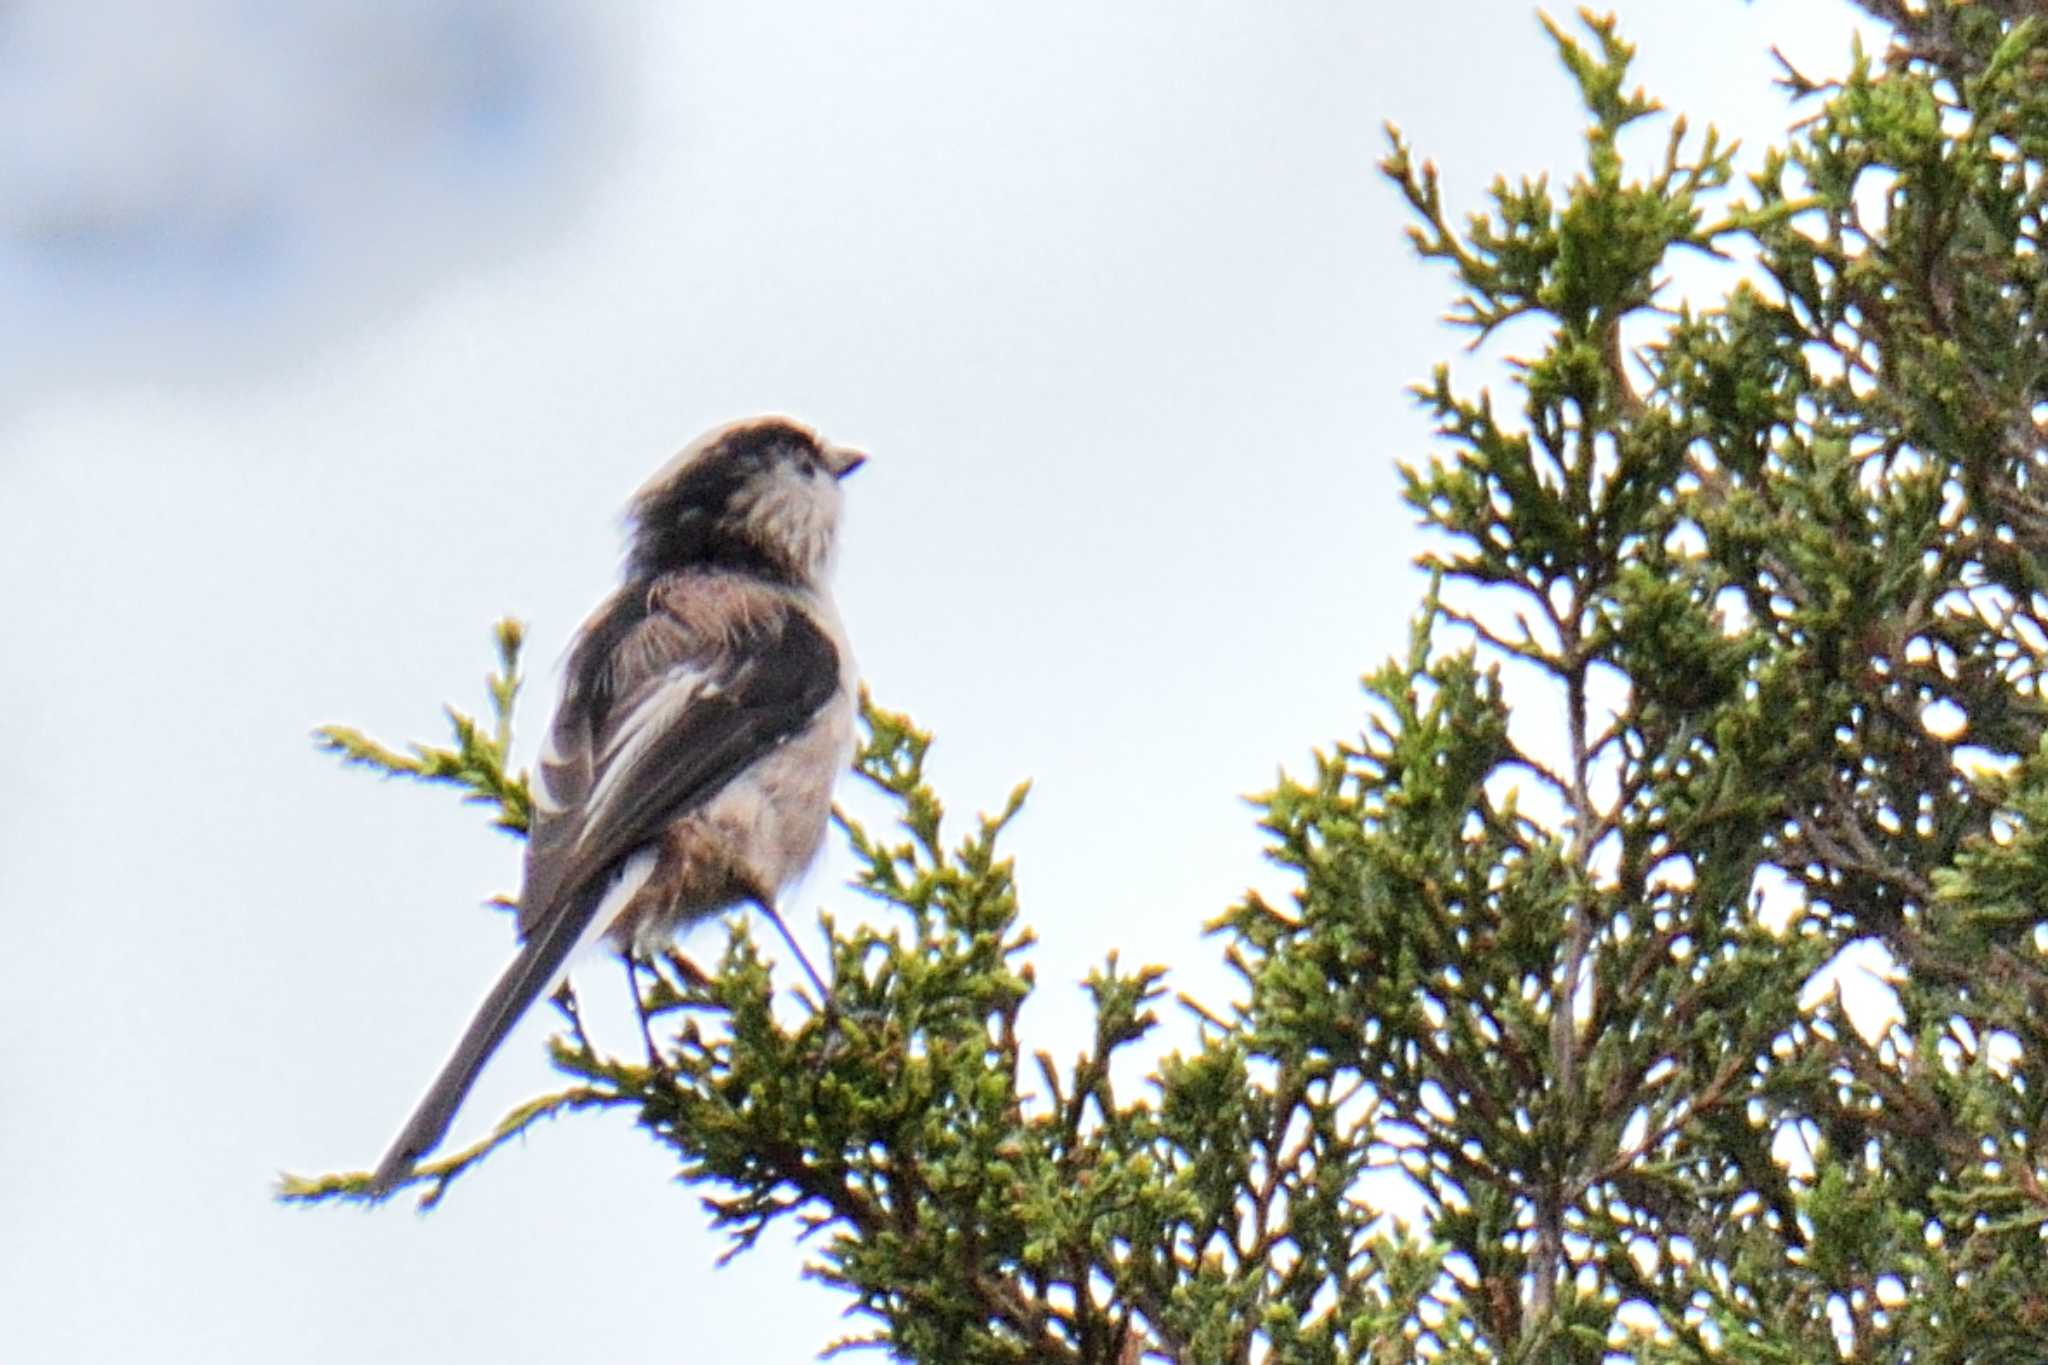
[365,885,602,1198]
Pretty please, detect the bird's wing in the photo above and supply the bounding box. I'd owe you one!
[518,592,842,942]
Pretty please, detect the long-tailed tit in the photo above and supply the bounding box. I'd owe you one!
[366,416,864,1197]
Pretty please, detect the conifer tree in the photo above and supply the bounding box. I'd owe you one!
[289,5,2048,1358]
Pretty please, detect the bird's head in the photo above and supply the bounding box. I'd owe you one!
[627,416,866,586]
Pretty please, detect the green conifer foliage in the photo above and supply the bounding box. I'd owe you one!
[289,6,2048,1359]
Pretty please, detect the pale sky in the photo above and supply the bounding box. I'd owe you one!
[1,4,1878,1361]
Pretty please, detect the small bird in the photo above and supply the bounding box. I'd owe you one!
[366,416,865,1197]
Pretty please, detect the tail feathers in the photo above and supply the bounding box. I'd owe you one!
[365,885,601,1198]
